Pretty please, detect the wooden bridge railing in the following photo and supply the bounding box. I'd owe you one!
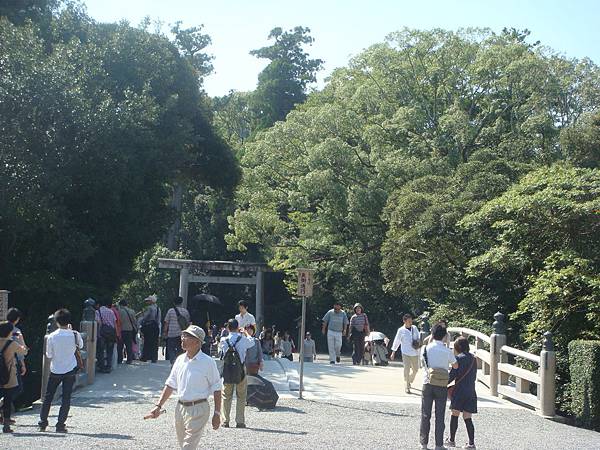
[423,312,556,418]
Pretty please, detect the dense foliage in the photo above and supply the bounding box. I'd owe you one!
[227,28,600,407]
[569,340,600,430]
[0,2,237,402]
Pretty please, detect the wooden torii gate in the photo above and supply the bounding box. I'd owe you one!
[157,258,271,327]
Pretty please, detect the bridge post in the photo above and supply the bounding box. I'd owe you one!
[539,331,556,418]
[80,320,97,385]
[489,311,506,397]
[41,314,58,400]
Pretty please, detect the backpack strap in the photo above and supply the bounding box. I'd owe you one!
[227,335,243,350]
[1,340,12,355]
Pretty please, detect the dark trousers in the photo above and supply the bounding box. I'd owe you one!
[141,325,159,362]
[118,330,135,364]
[166,336,183,364]
[97,336,115,371]
[39,369,77,428]
[352,331,366,364]
[420,383,448,448]
[1,387,16,428]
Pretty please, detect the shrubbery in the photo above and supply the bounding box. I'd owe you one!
[569,340,600,430]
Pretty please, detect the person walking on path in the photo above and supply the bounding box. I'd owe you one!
[445,336,478,449]
[419,323,458,450]
[146,325,222,449]
[391,313,421,393]
[235,300,256,329]
[95,299,118,373]
[140,294,161,363]
[260,329,275,360]
[38,309,82,433]
[219,319,255,428]
[321,301,349,364]
[117,300,137,364]
[0,321,27,433]
[279,331,293,361]
[349,303,370,365]
[302,332,317,362]
[2,308,27,426]
[244,325,263,376]
[163,297,191,365]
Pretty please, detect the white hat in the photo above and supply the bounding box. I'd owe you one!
[182,325,205,341]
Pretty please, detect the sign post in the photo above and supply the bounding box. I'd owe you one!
[0,291,9,321]
[297,269,314,400]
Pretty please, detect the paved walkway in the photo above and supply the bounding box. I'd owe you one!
[3,357,600,449]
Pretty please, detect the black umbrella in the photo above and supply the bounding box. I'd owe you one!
[191,293,222,306]
[247,374,279,410]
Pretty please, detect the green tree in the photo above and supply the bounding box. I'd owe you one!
[249,26,323,130]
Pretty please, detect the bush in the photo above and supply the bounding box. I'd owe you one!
[569,340,600,430]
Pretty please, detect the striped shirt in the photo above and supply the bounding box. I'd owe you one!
[350,313,369,332]
[163,307,191,338]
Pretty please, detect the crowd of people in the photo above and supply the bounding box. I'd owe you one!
[0,297,478,449]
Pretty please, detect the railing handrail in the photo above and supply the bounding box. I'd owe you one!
[500,344,541,364]
[447,326,491,344]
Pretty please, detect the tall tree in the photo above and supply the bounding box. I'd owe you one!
[249,26,323,130]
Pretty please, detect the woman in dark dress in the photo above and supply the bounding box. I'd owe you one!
[446,336,477,449]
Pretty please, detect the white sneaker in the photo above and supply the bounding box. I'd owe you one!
[445,438,456,447]
[463,445,476,449]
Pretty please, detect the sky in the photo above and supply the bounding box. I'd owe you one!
[83,0,600,97]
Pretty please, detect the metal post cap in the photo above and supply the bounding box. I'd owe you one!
[542,331,554,351]
[492,311,506,334]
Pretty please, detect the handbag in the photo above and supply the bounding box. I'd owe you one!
[448,353,476,399]
[411,326,421,350]
[74,332,84,370]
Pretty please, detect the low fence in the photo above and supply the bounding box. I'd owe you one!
[41,315,97,400]
[423,312,556,418]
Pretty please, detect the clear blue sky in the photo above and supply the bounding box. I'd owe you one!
[83,0,600,97]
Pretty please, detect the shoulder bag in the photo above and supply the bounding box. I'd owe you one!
[448,353,476,399]
[74,332,84,370]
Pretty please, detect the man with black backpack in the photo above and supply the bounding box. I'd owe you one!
[219,318,255,428]
[163,296,191,365]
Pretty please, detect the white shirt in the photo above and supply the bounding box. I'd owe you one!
[421,340,457,384]
[219,332,255,364]
[46,328,84,375]
[391,325,420,356]
[165,351,222,401]
[235,312,256,329]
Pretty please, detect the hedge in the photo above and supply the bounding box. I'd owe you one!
[569,340,600,430]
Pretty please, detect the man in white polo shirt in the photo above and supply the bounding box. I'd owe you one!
[147,325,222,449]
[234,300,256,329]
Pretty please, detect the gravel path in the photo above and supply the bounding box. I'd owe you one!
[4,395,600,449]
[3,358,599,449]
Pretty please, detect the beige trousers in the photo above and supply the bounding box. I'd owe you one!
[403,354,419,388]
[222,376,248,425]
[175,401,210,449]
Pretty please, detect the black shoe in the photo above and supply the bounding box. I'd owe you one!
[330,361,335,364]
[151,360,157,363]
[55,426,68,433]
[222,422,230,428]
[3,427,13,433]
[336,357,341,363]
[236,423,246,428]
[38,425,47,432]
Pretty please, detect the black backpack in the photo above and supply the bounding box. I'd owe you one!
[0,340,13,385]
[222,336,245,384]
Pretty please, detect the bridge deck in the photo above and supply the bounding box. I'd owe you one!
[7,357,600,449]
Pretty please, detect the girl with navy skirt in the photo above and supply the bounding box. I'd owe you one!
[446,336,477,449]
